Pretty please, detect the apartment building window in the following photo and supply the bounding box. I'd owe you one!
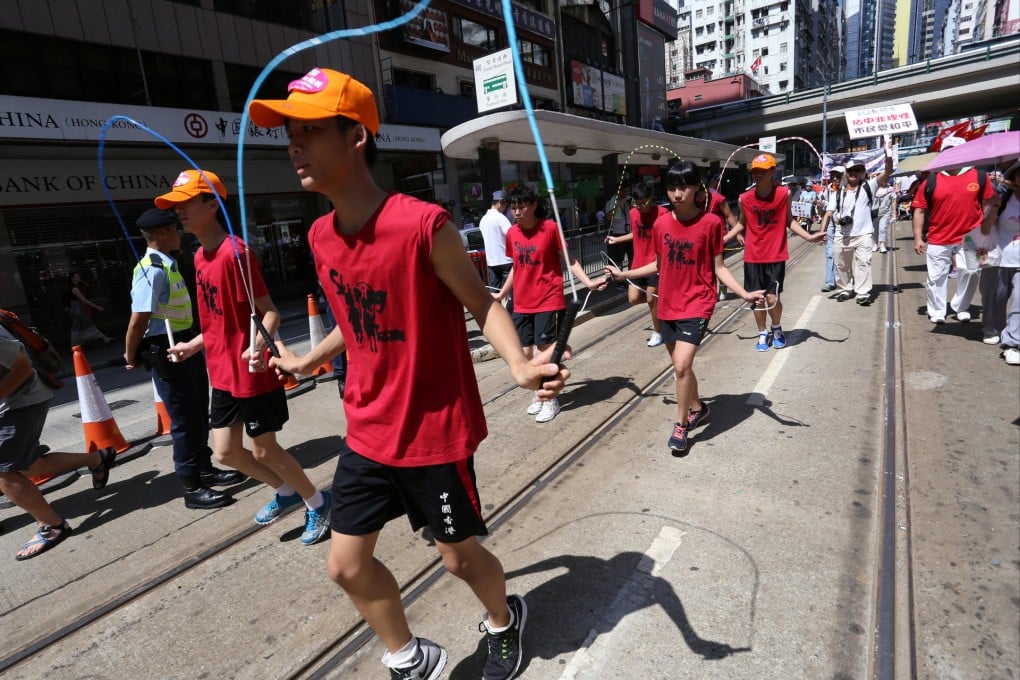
[213,0,329,32]
[0,29,215,109]
[452,17,499,50]
[780,42,788,53]
[226,64,304,112]
[392,68,436,91]
[518,39,550,66]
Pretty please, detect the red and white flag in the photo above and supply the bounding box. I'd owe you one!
[750,55,762,73]
[931,121,971,151]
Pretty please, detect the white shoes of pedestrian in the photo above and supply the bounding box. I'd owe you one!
[1004,348,1020,366]
[526,392,543,416]
[956,310,972,322]
[647,332,663,347]
[535,398,560,423]
[983,335,1000,345]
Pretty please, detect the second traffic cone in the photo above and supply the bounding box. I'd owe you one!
[73,345,129,454]
[306,294,335,379]
[153,378,172,436]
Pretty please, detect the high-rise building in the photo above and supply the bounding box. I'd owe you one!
[670,0,840,95]
[844,0,896,78]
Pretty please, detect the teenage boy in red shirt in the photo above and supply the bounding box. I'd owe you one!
[495,185,607,423]
[155,169,331,546]
[606,181,670,347]
[249,68,570,680]
[729,153,825,351]
[606,162,764,453]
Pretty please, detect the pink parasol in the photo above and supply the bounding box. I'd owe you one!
[924,130,1020,172]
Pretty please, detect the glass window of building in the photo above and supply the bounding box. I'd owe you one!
[518,40,550,66]
[452,17,498,50]
[225,64,305,112]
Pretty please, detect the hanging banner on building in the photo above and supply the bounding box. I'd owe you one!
[570,61,602,109]
[602,72,627,116]
[474,48,518,113]
[399,0,451,53]
[844,103,918,140]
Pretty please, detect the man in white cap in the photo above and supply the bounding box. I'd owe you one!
[817,166,845,292]
[479,190,514,292]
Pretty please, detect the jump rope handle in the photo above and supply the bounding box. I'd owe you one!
[549,299,581,366]
[250,313,292,375]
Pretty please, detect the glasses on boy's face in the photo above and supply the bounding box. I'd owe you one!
[633,198,654,208]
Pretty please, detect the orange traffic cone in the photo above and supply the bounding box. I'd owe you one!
[306,294,335,379]
[153,378,172,436]
[73,345,129,454]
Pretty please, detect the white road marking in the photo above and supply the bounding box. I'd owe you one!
[557,526,685,680]
[747,295,821,406]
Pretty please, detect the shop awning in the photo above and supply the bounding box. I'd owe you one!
[441,110,766,168]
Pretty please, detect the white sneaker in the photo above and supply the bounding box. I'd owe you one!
[983,334,1000,345]
[956,310,972,322]
[1004,348,1020,366]
[872,244,879,252]
[647,332,663,347]
[929,315,946,324]
[526,392,542,415]
[535,398,560,423]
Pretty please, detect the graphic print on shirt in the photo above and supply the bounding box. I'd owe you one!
[513,241,539,266]
[328,269,405,352]
[663,234,695,267]
[752,205,779,230]
[636,220,653,240]
[196,270,223,317]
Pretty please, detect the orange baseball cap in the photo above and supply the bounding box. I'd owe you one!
[154,169,227,209]
[248,68,380,135]
[750,153,776,170]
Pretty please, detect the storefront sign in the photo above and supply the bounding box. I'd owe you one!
[844,103,918,140]
[449,0,555,40]
[400,0,451,52]
[0,159,294,206]
[0,96,442,151]
[637,0,678,40]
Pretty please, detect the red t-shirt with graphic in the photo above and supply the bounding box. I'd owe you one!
[505,218,566,313]
[739,185,791,263]
[309,193,486,467]
[629,204,670,268]
[195,236,279,397]
[910,169,996,246]
[653,210,724,320]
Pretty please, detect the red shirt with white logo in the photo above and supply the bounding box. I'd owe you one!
[195,236,279,397]
[739,185,791,263]
[309,193,486,467]
[653,210,724,320]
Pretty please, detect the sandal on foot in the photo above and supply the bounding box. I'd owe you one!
[15,521,73,561]
[90,447,117,490]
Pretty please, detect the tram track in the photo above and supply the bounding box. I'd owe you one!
[5,235,885,679]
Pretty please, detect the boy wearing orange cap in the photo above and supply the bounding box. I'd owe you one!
[154,169,332,546]
[729,153,825,351]
[250,67,568,680]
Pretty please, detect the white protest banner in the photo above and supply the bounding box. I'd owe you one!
[474,49,517,113]
[844,103,918,140]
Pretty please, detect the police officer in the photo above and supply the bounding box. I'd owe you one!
[123,208,244,508]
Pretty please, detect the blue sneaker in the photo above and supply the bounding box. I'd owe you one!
[254,492,303,525]
[771,327,786,349]
[755,332,772,352]
[299,491,332,545]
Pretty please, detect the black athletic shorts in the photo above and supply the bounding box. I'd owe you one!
[513,308,566,348]
[660,318,709,347]
[743,262,786,295]
[209,387,289,438]
[329,444,489,543]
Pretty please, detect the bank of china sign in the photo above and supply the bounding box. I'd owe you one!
[0,95,440,152]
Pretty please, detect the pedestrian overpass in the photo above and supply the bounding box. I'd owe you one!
[676,38,1020,145]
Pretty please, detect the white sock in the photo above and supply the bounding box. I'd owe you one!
[383,637,419,668]
[486,606,515,633]
[304,490,324,510]
[275,484,296,498]
[772,325,782,331]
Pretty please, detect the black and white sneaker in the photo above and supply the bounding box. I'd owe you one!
[480,594,528,680]
[389,638,447,680]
